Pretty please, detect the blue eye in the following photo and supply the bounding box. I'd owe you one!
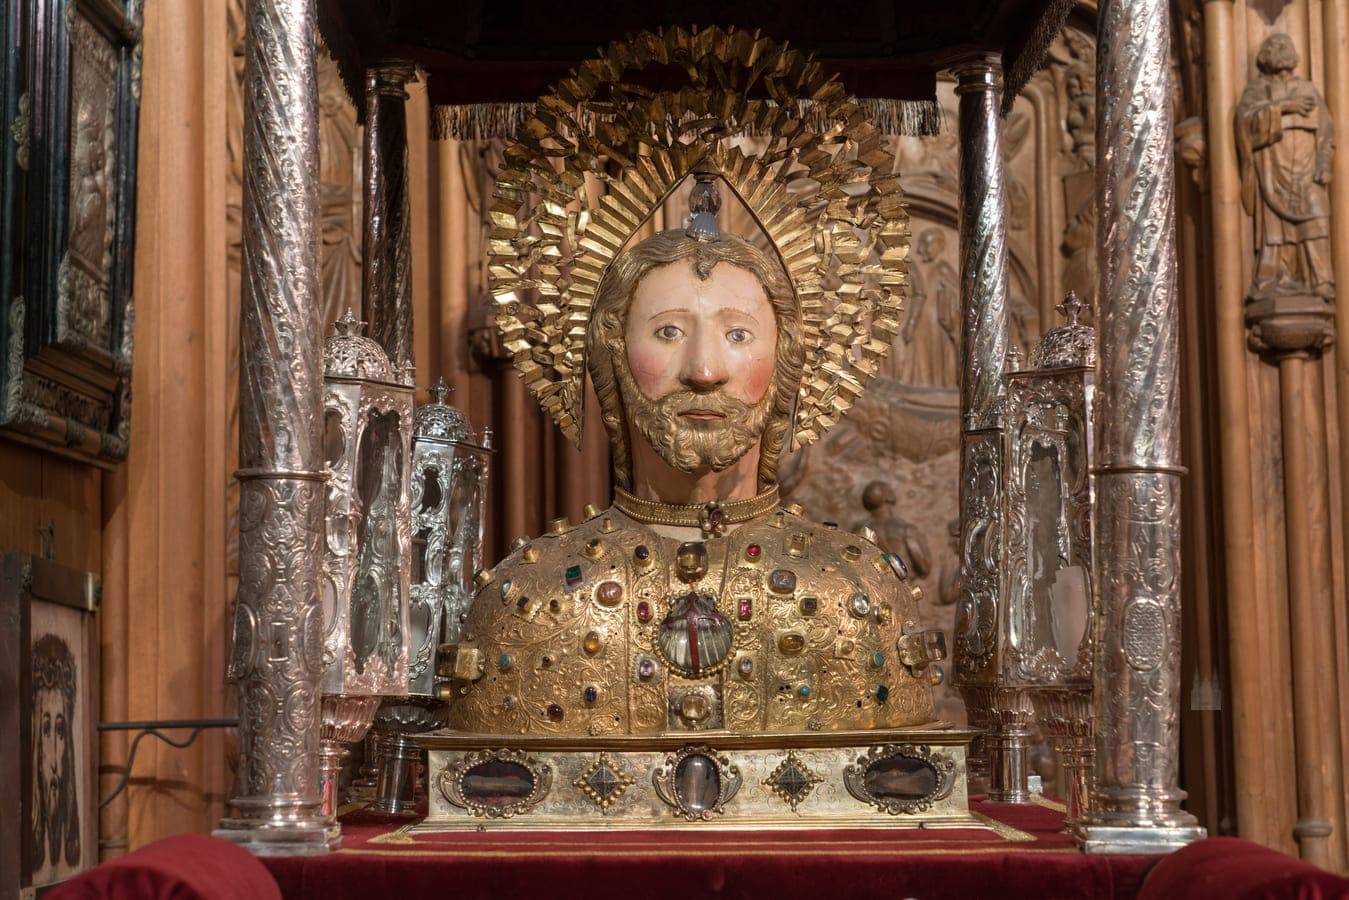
[656,324,683,341]
[727,327,752,344]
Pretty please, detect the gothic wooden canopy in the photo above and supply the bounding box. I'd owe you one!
[317,0,1074,132]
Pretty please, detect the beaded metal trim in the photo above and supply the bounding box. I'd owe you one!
[612,486,780,537]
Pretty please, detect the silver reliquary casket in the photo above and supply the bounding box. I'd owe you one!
[317,309,414,815]
[1003,292,1097,828]
[408,378,493,694]
[363,379,492,816]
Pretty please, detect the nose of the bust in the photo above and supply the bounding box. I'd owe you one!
[679,329,729,393]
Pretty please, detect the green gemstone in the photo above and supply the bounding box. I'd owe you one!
[565,564,583,586]
[499,654,512,671]
[872,651,886,668]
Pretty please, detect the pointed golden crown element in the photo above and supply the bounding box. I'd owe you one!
[490,26,910,450]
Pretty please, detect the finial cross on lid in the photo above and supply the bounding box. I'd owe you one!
[334,307,364,336]
[1056,291,1086,326]
[428,376,452,405]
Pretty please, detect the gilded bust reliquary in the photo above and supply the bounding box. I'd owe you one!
[414,27,990,832]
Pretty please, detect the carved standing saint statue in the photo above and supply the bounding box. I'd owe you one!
[1237,33,1335,301]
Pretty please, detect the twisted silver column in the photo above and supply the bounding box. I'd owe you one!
[1078,0,1204,853]
[214,0,334,855]
[951,55,1025,803]
[363,62,417,373]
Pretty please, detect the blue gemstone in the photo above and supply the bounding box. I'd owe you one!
[499,654,512,671]
[872,651,886,668]
[583,685,598,704]
[798,684,811,698]
[876,685,890,703]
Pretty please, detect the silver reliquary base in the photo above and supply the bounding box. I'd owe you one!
[413,726,995,832]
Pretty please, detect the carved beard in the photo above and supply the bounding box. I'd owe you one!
[615,354,773,474]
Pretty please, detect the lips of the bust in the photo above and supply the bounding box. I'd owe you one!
[680,409,726,421]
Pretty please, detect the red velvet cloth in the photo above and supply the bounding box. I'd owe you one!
[46,833,282,900]
[1140,837,1349,900]
[264,800,1157,900]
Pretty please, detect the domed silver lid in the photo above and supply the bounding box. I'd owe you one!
[414,377,475,443]
[1031,292,1096,369]
[324,309,397,382]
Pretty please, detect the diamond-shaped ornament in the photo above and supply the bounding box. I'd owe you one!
[574,753,636,812]
[764,751,823,811]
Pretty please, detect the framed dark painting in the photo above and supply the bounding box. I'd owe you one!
[0,553,100,897]
[0,0,143,467]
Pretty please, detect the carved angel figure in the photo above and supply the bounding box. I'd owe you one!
[1236,33,1335,301]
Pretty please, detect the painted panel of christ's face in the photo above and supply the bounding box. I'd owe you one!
[621,257,778,475]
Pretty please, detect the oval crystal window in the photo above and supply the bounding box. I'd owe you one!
[864,754,940,803]
[461,759,537,809]
[674,753,721,813]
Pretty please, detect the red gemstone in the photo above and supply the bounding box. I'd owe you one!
[547,703,564,721]
[738,597,753,620]
[745,544,761,560]
[637,601,651,623]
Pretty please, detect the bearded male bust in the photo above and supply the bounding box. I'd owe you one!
[442,228,947,740]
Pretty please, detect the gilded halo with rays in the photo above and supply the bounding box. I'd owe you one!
[489,25,910,451]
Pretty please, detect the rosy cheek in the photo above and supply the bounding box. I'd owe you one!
[626,341,679,397]
[724,339,776,404]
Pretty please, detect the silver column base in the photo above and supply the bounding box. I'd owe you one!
[214,804,339,856]
[1076,824,1207,855]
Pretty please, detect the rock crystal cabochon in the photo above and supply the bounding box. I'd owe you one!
[489,25,910,451]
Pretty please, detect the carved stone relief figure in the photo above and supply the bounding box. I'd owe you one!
[852,481,933,579]
[1237,33,1334,302]
[896,228,960,386]
[1055,30,1097,319]
[317,55,363,328]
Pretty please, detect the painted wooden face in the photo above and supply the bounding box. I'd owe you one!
[625,259,777,406]
[619,258,779,473]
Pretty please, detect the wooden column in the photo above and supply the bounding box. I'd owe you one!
[1200,0,1278,849]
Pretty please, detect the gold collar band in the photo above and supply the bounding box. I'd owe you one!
[613,486,781,538]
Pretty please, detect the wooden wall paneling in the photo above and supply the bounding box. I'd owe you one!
[408,80,436,383]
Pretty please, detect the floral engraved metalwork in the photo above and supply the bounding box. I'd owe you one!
[438,749,553,818]
[573,752,636,813]
[11,91,30,171]
[955,433,1001,679]
[651,745,743,821]
[220,0,330,847]
[843,743,955,815]
[1083,0,1199,840]
[1002,371,1094,685]
[763,750,823,812]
